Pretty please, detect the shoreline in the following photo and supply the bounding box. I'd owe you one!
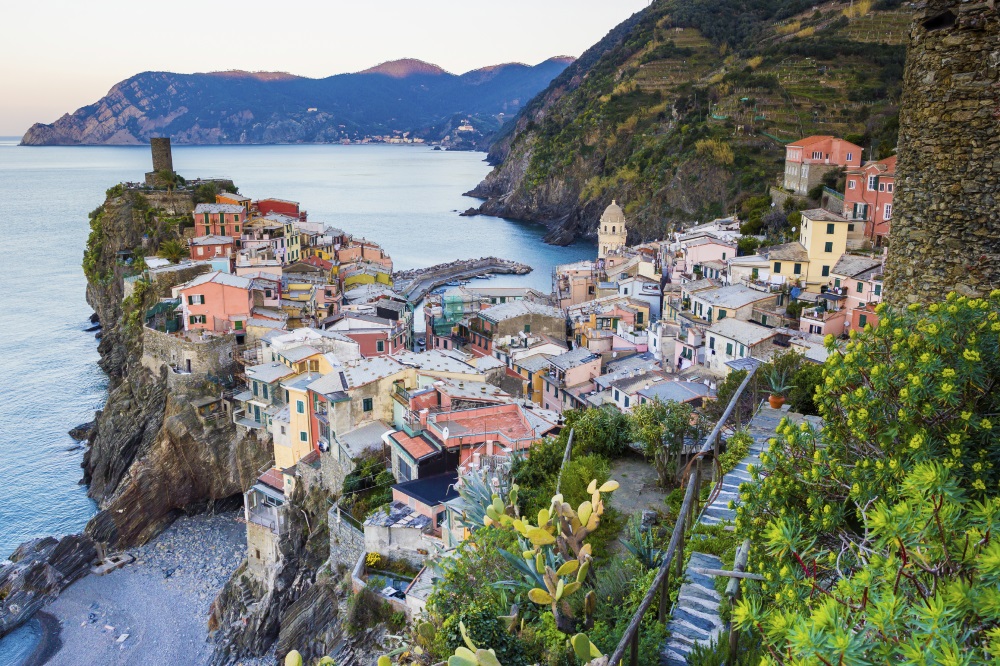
[22,612,61,666]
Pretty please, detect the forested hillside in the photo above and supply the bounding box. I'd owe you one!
[470,0,909,244]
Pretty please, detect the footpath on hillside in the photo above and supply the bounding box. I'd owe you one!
[662,406,822,665]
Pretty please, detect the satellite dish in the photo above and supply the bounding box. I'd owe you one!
[442,427,450,441]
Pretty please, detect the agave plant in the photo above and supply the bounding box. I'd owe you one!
[619,514,662,569]
[765,365,794,396]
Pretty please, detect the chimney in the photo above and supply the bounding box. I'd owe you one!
[419,408,429,426]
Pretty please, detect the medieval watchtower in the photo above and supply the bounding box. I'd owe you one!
[884,1,1000,304]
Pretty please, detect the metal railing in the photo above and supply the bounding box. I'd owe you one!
[607,367,757,666]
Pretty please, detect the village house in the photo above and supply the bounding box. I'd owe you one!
[189,235,235,263]
[686,285,778,326]
[799,293,849,336]
[540,346,602,413]
[704,318,780,375]
[325,311,410,357]
[553,260,601,309]
[680,237,737,279]
[175,271,255,335]
[617,274,662,321]
[782,135,863,195]
[216,192,251,211]
[609,374,712,412]
[461,301,567,356]
[257,197,306,221]
[192,203,247,237]
[830,254,885,333]
[843,155,896,246]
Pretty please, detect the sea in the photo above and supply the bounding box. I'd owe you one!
[0,139,594,561]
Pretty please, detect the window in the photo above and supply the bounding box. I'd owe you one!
[773,262,782,273]
[189,314,206,324]
[858,314,868,328]
[363,398,373,412]
[709,336,715,350]
[296,400,304,414]
[624,396,630,408]
[868,175,877,191]
[524,324,531,333]
[824,242,833,253]
[623,287,629,295]
[822,265,830,277]
[262,384,269,399]
[280,426,286,435]
[887,183,894,193]
[848,179,856,190]
[826,223,835,235]
[722,252,727,260]
[614,389,620,402]
[848,224,855,232]
[233,214,240,223]
[717,309,726,320]
[187,294,205,305]
[878,183,886,192]
[398,459,412,482]
[197,247,204,256]
[234,225,240,233]
[376,340,385,353]
[299,431,308,442]
[835,278,841,289]
[874,284,882,296]
[857,282,864,293]
[637,312,644,324]
[793,263,802,275]
[846,152,853,162]
[884,204,893,219]
[234,320,243,330]
[726,342,734,356]
[252,382,259,397]
[739,345,746,356]
[811,151,823,159]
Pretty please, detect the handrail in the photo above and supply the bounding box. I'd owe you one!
[606,366,757,666]
[725,539,752,665]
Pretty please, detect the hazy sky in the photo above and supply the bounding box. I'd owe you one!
[0,0,651,136]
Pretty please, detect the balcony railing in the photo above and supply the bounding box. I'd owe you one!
[233,409,264,430]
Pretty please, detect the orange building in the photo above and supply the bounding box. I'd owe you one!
[176,271,254,334]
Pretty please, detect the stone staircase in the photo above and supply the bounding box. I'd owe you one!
[661,407,822,664]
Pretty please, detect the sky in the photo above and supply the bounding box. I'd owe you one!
[0,0,652,136]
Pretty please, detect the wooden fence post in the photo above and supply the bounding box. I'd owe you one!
[630,628,639,666]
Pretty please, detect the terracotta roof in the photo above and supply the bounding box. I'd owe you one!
[390,431,438,460]
[258,467,285,492]
[764,243,810,262]
[787,135,834,148]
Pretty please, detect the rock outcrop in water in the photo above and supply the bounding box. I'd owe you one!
[0,534,97,638]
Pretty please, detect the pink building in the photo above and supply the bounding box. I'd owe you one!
[783,135,864,195]
[324,312,408,357]
[830,255,884,335]
[681,238,736,277]
[192,203,247,237]
[843,156,896,246]
[177,271,254,334]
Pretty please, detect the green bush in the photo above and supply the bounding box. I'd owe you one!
[717,429,753,476]
[345,585,394,636]
[440,605,528,666]
[734,294,1000,663]
[787,361,823,415]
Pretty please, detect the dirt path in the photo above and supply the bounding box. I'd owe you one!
[607,456,670,518]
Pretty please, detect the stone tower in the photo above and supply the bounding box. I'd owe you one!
[598,200,628,259]
[150,137,173,173]
[145,137,175,187]
[883,1,1000,304]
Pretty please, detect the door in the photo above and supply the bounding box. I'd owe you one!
[253,404,261,423]
[186,359,192,373]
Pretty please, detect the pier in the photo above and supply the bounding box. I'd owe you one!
[394,257,532,302]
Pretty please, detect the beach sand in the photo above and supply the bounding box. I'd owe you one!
[39,511,246,666]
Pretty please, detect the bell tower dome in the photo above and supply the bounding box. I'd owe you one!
[598,199,627,259]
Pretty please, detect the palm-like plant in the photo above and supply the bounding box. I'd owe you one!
[766,366,794,396]
[158,239,186,264]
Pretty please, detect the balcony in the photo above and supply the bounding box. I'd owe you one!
[247,503,285,535]
[233,408,264,430]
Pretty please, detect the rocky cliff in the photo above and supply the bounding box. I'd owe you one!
[79,186,270,548]
[470,0,909,244]
[21,58,572,146]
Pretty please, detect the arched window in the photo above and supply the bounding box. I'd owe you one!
[612,226,616,234]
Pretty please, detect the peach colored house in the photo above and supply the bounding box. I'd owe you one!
[177,271,253,334]
[830,255,884,335]
[681,238,736,277]
[783,135,863,195]
[541,347,601,413]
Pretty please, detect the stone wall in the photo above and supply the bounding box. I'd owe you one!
[144,190,194,216]
[884,1,1000,304]
[141,326,236,378]
[151,138,174,173]
[247,519,282,580]
[327,504,365,572]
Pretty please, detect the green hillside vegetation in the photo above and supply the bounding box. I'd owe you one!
[485,0,908,241]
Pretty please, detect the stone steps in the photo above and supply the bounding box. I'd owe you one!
[661,552,724,665]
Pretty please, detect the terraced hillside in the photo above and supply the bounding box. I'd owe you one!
[471,0,910,244]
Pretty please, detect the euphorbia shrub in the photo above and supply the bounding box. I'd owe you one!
[733,292,1000,664]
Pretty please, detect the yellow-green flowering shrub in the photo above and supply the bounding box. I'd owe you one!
[733,292,1000,664]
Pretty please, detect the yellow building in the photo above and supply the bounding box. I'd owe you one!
[798,209,850,285]
[276,372,322,470]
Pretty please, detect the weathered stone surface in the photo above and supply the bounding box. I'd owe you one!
[0,533,97,638]
[275,581,339,659]
[885,0,1000,304]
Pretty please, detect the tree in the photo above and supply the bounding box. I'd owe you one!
[734,293,1000,663]
[631,398,703,487]
[157,239,186,264]
[736,236,761,256]
[787,361,823,415]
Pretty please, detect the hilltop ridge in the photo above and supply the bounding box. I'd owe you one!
[20,57,573,146]
[470,0,909,244]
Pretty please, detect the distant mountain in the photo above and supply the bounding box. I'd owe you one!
[20,58,573,146]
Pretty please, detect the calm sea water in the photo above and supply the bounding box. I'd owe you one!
[0,140,593,559]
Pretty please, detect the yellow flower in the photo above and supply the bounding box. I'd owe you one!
[926,323,939,335]
[942,368,956,378]
[941,383,954,394]
[909,433,924,450]
[920,353,931,363]
[963,349,981,362]
[962,411,973,421]
[899,388,909,400]
[948,305,959,314]
[948,433,962,446]
[908,303,920,312]
[973,463,983,472]
[952,447,961,457]
[981,419,993,430]
[928,304,939,313]
[974,479,986,491]
[893,328,903,338]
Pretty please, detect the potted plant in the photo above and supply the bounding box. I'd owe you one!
[766,366,794,409]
